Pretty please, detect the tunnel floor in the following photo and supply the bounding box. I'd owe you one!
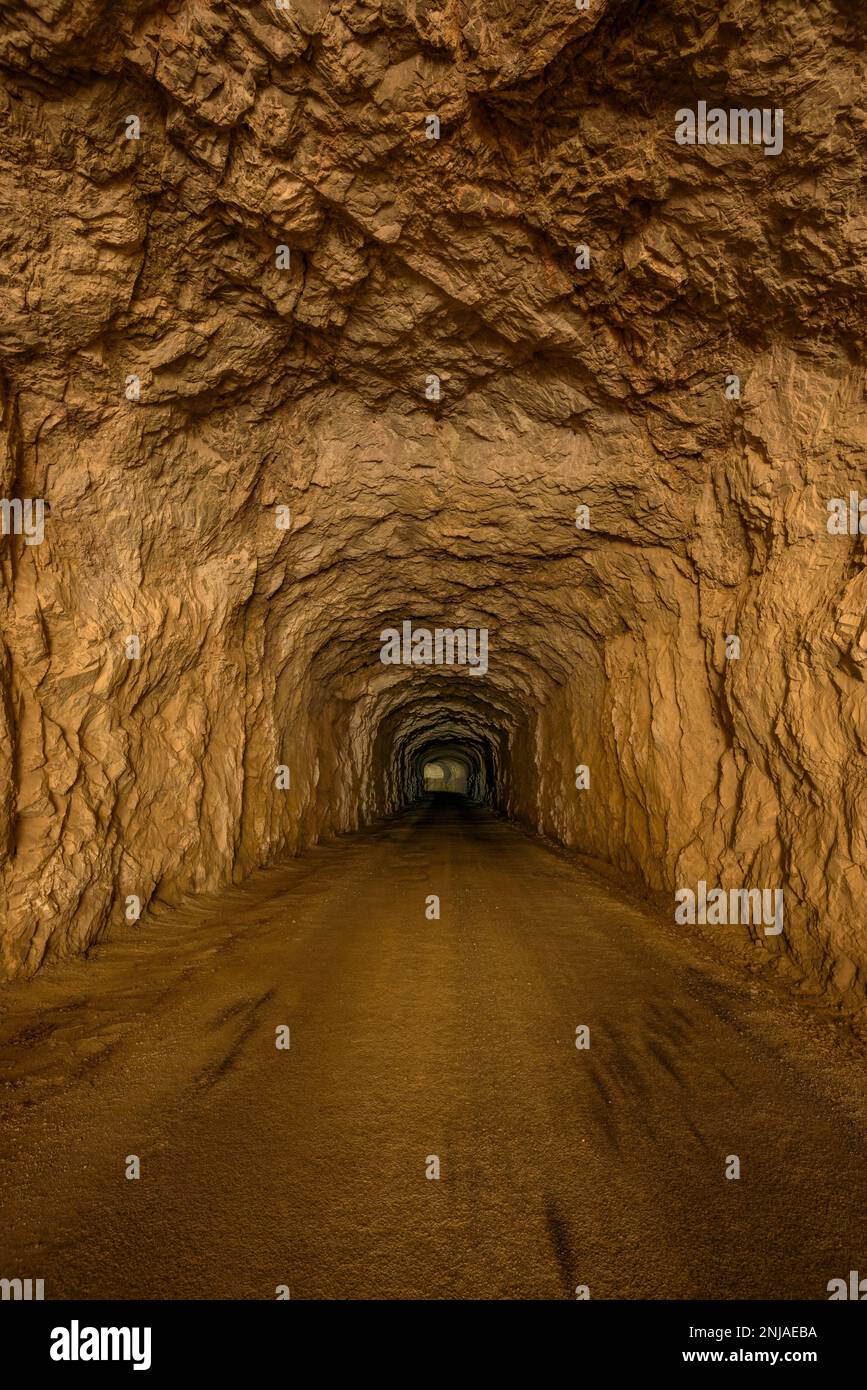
[1,796,865,1300]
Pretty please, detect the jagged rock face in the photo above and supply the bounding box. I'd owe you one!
[0,1,865,1010]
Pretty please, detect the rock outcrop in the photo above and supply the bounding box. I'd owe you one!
[0,0,865,1015]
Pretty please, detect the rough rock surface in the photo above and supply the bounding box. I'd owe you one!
[0,1,865,1014]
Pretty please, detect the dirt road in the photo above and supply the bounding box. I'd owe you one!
[1,796,864,1300]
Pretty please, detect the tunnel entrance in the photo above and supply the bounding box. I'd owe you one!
[423,758,469,794]
[374,710,503,808]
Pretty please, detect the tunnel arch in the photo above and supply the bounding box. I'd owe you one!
[360,670,525,818]
[419,746,474,796]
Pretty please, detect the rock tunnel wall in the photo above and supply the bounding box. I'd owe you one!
[0,1,865,1013]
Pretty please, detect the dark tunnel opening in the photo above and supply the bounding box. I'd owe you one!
[401,724,500,806]
[422,755,470,795]
[365,680,517,819]
[415,742,479,800]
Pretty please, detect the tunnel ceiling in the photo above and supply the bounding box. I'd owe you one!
[3,2,863,419]
[1,1,865,1012]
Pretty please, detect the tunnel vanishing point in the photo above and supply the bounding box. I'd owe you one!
[0,0,866,1306]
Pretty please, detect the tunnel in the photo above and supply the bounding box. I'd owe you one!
[0,0,866,1313]
[1,11,863,1012]
[422,756,470,796]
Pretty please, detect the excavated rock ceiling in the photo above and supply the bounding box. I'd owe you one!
[0,2,865,1014]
